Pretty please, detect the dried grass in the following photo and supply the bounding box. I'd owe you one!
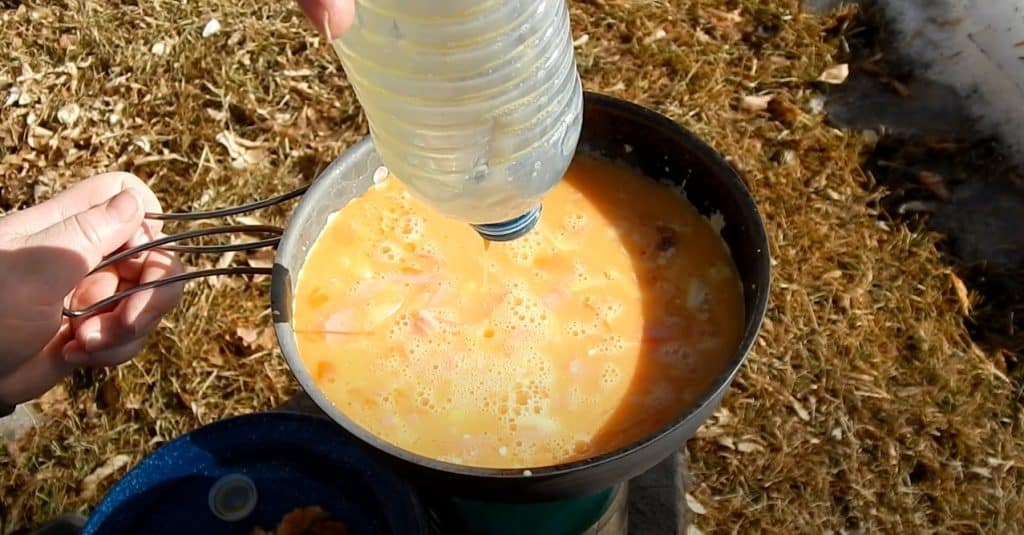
[1,0,1022,533]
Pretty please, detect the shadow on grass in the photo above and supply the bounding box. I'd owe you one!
[819,0,1024,386]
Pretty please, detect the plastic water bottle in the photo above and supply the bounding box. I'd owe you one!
[330,0,584,241]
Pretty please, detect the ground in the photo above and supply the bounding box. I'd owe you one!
[1,0,1022,533]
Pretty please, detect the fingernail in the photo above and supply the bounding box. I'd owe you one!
[65,350,90,366]
[84,331,103,351]
[107,189,141,223]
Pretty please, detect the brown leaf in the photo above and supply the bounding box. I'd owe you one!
[175,386,202,421]
[886,79,911,97]
[969,466,993,479]
[208,244,241,289]
[715,436,735,450]
[79,454,132,499]
[705,7,742,27]
[235,215,266,227]
[268,506,347,535]
[202,18,222,38]
[685,492,707,515]
[216,130,265,169]
[57,103,80,126]
[917,171,952,200]
[736,441,764,453]
[97,377,121,410]
[822,270,843,280]
[206,351,226,366]
[948,272,971,316]
[215,250,237,270]
[207,108,227,121]
[992,349,1009,374]
[237,325,275,351]
[642,28,667,45]
[701,8,743,41]
[37,384,71,416]
[767,97,800,127]
[789,396,810,422]
[236,325,261,346]
[817,64,849,85]
[26,126,54,149]
[739,95,772,112]
[246,248,275,269]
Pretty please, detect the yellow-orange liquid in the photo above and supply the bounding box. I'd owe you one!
[293,154,744,469]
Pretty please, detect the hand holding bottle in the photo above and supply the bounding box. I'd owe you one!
[299,0,585,237]
[297,0,354,38]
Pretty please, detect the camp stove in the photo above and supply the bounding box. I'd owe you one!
[67,92,768,535]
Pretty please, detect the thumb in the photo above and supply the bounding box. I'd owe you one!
[20,189,144,297]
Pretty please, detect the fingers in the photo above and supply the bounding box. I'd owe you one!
[67,265,122,329]
[114,217,161,283]
[62,252,176,364]
[64,337,146,369]
[66,266,128,347]
[0,171,176,404]
[15,189,144,303]
[69,265,122,307]
[71,245,183,354]
[0,190,144,371]
[297,0,354,39]
[123,247,184,328]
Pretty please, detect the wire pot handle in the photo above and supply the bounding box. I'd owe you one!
[61,185,309,319]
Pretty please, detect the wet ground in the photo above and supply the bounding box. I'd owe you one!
[807,0,1024,361]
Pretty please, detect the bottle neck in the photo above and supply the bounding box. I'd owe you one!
[471,205,542,242]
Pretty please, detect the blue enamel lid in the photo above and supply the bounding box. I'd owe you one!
[82,411,429,535]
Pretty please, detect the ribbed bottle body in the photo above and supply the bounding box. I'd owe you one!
[332,0,584,225]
